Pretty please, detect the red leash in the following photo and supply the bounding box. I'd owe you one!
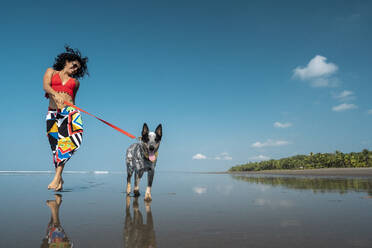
[64,101,136,139]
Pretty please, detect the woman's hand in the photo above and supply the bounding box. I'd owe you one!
[44,68,65,109]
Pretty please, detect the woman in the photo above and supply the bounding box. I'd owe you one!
[43,46,88,191]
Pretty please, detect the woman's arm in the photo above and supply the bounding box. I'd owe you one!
[43,68,64,109]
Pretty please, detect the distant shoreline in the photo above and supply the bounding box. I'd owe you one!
[228,150,372,172]
[206,168,372,177]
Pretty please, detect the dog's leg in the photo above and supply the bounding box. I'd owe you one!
[133,172,141,196]
[144,168,154,201]
[126,171,132,195]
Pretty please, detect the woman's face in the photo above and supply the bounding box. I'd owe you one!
[65,60,81,75]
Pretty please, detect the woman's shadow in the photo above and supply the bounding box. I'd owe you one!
[40,194,72,248]
[124,196,157,248]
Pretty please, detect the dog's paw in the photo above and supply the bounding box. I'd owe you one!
[133,190,140,197]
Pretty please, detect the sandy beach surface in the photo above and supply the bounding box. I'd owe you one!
[225,168,372,177]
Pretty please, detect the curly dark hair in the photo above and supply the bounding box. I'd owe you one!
[53,45,89,79]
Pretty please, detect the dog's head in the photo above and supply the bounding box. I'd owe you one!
[140,123,162,162]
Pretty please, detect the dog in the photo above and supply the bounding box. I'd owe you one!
[126,123,162,201]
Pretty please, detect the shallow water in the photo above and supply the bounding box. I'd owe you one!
[0,172,371,247]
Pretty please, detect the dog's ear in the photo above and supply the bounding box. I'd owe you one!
[155,124,162,141]
[142,123,149,137]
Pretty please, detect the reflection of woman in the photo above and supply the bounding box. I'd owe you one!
[41,194,72,248]
[43,46,88,191]
[124,196,157,248]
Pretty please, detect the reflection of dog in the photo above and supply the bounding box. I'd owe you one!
[124,196,157,248]
[126,123,162,201]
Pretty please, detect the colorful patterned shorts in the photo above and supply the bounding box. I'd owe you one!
[46,107,83,168]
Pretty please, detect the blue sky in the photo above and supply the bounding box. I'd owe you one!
[1,0,371,172]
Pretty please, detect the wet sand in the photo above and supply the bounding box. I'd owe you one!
[225,168,372,177]
[1,172,371,247]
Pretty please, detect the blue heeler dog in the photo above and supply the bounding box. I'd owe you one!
[126,123,162,201]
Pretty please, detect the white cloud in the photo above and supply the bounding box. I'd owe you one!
[332,103,358,112]
[193,187,207,195]
[274,122,292,128]
[215,152,232,160]
[335,90,353,99]
[310,77,340,88]
[293,55,339,88]
[194,152,232,160]
[192,153,207,160]
[333,90,355,101]
[293,55,338,80]
[368,109,372,115]
[252,139,290,148]
[250,155,271,161]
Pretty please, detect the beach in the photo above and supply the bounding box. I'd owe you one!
[0,171,371,247]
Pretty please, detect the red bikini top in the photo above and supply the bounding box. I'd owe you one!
[45,73,76,99]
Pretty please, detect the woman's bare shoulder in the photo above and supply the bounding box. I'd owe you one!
[45,68,56,75]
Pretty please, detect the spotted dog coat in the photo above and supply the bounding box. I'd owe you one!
[126,123,162,201]
[126,143,157,177]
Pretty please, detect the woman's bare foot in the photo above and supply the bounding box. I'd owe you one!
[48,181,59,190]
[55,181,63,192]
[55,177,65,191]
[48,177,62,190]
[48,166,64,190]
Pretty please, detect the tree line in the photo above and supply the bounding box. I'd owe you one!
[229,149,372,172]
